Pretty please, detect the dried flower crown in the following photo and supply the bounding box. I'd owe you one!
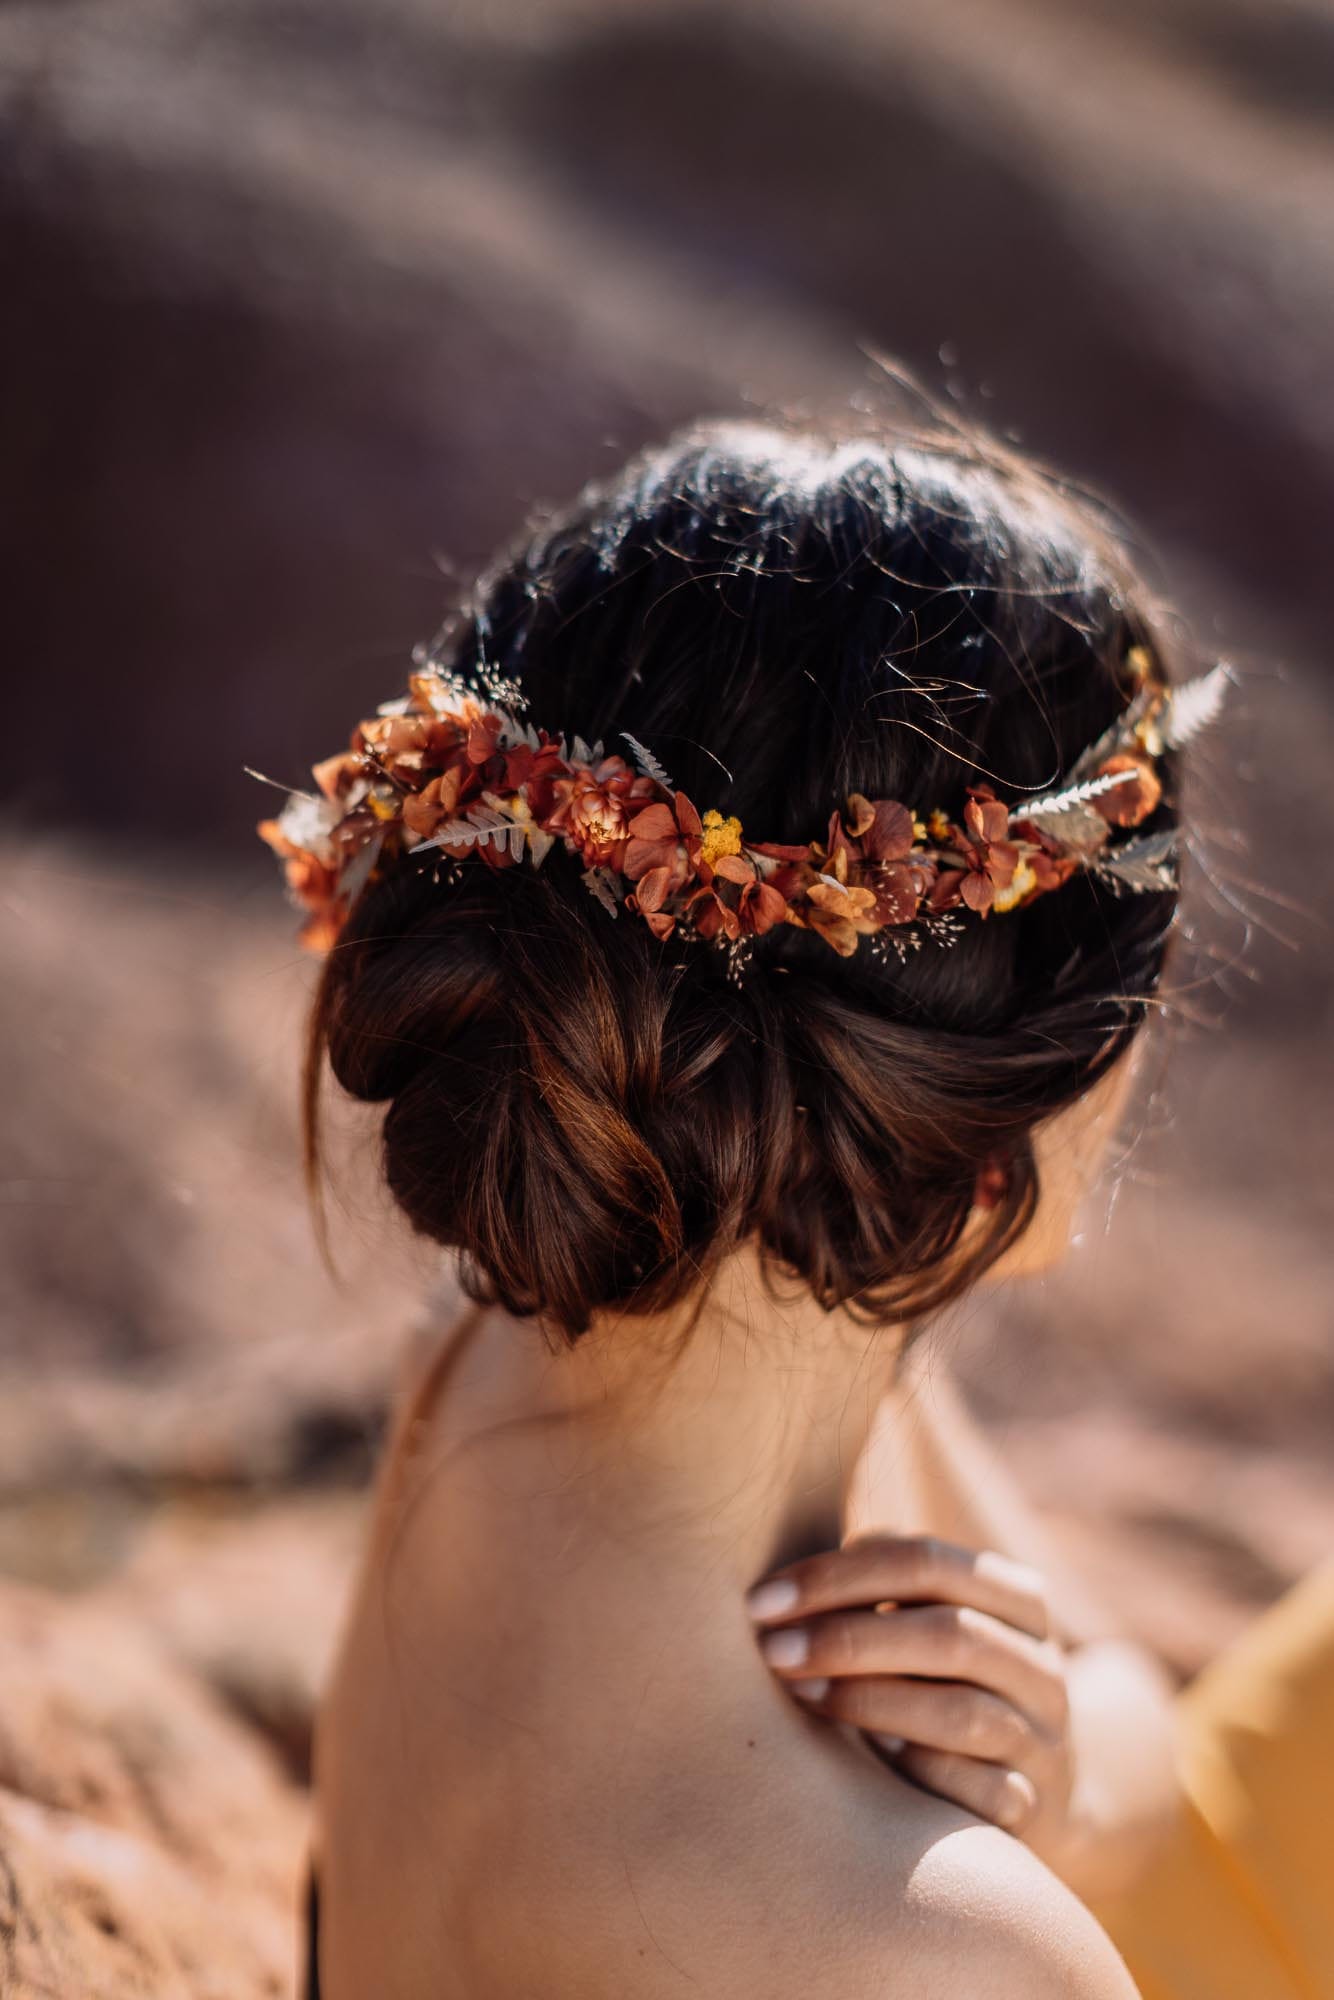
[252,645,1229,964]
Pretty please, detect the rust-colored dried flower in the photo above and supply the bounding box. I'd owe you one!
[548,756,656,868]
[929,784,1021,917]
[1091,753,1162,828]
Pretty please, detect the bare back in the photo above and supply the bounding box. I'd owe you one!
[312,1307,1138,1999]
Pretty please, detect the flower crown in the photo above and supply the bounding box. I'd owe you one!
[252,645,1229,964]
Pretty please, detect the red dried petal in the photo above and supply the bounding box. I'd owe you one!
[674,791,703,840]
[631,902,676,939]
[806,907,860,956]
[869,862,921,925]
[967,795,1009,846]
[686,888,741,942]
[863,800,916,863]
[623,836,675,882]
[928,870,965,913]
[741,880,789,934]
[466,716,502,765]
[632,863,674,914]
[824,809,859,871]
[749,839,813,863]
[401,780,445,840]
[844,793,877,840]
[312,752,363,801]
[984,839,1019,890]
[503,743,536,788]
[960,870,994,914]
[626,802,678,843]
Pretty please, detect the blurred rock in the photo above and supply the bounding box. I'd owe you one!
[0,1576,306,1999]
[108,1495,364,1784]
[0,836,448,1495]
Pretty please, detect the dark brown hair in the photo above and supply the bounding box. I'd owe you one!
[304,405,1194,1343]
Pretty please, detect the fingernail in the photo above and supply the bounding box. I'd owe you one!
[791,1677,830,1702]
[745,1577,801,1621]
[760,1625,810,1669]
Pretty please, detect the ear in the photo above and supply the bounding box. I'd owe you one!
[973,1157,1008,1211]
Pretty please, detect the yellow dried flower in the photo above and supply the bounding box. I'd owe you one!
[699,809,744,868]
[992,856,1037,913]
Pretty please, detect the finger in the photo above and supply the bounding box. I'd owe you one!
[757,1602,1068,1733]
[746,1533,1049,1641]
[795,1673,1039,1769]
[893,1743,1039,1835]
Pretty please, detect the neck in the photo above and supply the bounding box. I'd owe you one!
[494,1239,910,1595]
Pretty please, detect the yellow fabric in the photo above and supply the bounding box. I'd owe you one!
[1093,1564,1334,2000]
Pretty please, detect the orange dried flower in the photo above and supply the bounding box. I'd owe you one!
[1091,753,1162,828]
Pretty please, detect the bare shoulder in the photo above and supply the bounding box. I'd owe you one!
[625,1721,1139,2000]
[752,1812,1138,2000]
[882,1814,1141,1999]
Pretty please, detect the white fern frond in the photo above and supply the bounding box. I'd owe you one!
[1163,661,1231,749]
[570,734,598,766]
[1014,765,1139,824]
[621,732,675,789]
[417,803,517,858]
[582,866,621,917]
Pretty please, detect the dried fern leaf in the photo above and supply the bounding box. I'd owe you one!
[621,732,675,789]
[1017,765,1139,825]
[418,802,520,855]
[1163,661,1231,748]
[582,866,621,916]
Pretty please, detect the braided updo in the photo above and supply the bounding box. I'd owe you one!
[305,411,1191,1340]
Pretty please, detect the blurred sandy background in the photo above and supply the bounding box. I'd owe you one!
[2,1,1332,1992]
